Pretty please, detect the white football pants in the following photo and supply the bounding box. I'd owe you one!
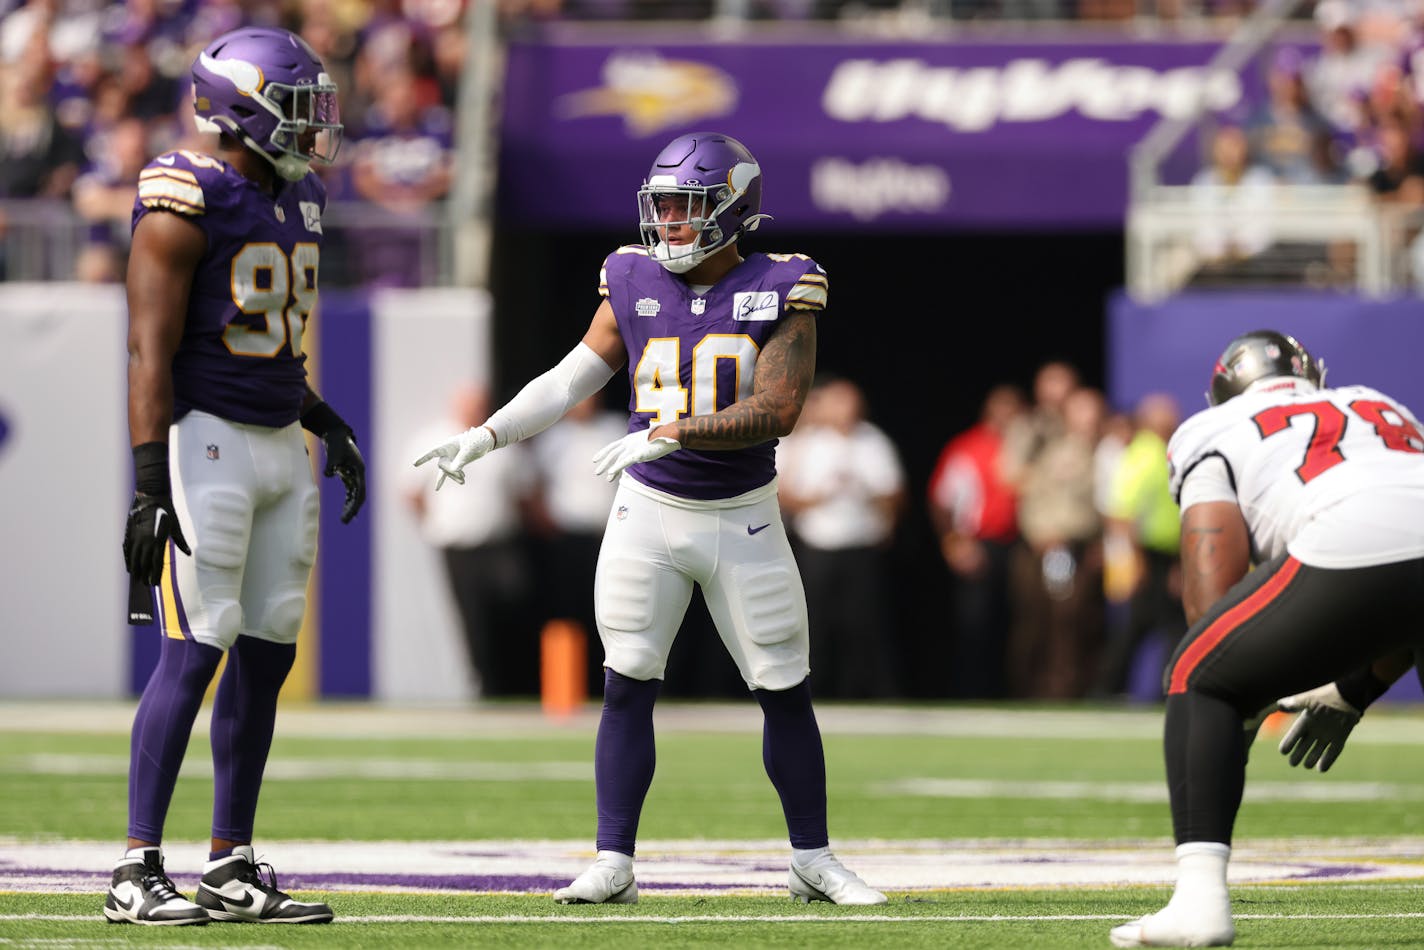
[158,410,320,650]
[594,479,810,691]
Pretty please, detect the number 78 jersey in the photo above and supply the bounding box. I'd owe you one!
[599,245,828,501]
[1167,381,1424,568]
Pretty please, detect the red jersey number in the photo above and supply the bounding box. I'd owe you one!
[1253,398,1423,484]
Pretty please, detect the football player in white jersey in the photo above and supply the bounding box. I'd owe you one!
[1110,330,1424,948]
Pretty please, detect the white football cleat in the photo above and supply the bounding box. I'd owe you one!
[1109,905,1235,947]
[789,852,887,905]
[554,850,638,904]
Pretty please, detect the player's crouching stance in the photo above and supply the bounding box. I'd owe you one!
[414,132,885,906]
[107,26,361,926]
[1110,331,1424,947]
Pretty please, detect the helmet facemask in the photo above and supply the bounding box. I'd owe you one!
[638,161,769,275]
[638,184,724,274]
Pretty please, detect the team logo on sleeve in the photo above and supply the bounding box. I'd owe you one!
[733,291,779,321]
[635,297,661,317]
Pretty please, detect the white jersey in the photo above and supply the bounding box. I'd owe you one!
[1167,380,1424,568]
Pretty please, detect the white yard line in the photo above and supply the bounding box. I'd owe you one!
[6,912,1424,924]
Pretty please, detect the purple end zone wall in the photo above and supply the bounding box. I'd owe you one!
[315,291,374,697]
[1108,289,1424,702]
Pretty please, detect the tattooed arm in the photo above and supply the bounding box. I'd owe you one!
[1178,500,1252,626]
[650,311,817,450]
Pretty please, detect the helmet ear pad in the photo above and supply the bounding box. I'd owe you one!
[1208,330,1326,406]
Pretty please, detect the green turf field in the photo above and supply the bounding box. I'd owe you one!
[3,700,1424,947]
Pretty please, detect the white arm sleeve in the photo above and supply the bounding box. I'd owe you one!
[484,342,618,448]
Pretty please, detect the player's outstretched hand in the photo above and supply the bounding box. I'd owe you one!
[323,429,366,523]
[1277,682,1362,772]
[413,426,495,491]
[123,492,191,587]
[591,430,680,481]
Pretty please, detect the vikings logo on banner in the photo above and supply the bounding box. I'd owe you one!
[556,52,737,137]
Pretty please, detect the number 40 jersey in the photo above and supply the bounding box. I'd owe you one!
[131,149,325,428]
[1167,380,1424,569]
[599,245,828,501]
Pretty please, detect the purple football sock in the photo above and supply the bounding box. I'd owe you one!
[755,679,829,850]
[210,636,296,843]
[594,669,661,856]
[128,636,223,842]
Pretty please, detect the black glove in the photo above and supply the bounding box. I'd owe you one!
[123,442,191,587]
[302,401,366,524]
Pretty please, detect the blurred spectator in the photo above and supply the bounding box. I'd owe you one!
[348,66,454,285]
[1001,360,1077,488]
[529,394,626,695]
[71,115,148,281]
[1366,116,1424,201]
[1308,0,1397,135]
[927,383,1027,700]
[1247,47,1340,184]
[1092,392,1185,701]
[1189,122,1276,269]
[402,383,541,698]
[0,37,83,197]
[777,377,905,700]
[1006,385,1107,701]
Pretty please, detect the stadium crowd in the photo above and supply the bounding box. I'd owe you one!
[1187,0,1424,286]
[0,0,461,284]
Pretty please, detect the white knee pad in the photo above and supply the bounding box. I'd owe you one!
[254,589,307,644]
[597,557,671,681]
[727,563,808,690]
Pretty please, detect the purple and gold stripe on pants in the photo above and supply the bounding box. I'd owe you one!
[157,538,192,641]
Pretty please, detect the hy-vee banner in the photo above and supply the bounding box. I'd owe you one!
[498,30,1300,230]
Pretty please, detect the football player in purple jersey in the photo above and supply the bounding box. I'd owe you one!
[109,26,363,926]
[415,132,886,905]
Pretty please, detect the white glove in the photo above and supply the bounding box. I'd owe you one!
[412,426,495,490]
[1277,682,1362,772]
[591,430,680,481]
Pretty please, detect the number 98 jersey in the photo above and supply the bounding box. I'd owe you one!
[131,149,326,428]
[1167,380,1424,568]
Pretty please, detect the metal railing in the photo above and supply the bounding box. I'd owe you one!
[0,199,453,288]
[1125,184,1408,299]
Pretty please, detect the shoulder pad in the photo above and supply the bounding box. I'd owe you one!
[765,253,828,312]
[137,150,232,217]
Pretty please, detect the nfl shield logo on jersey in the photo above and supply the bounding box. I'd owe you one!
[691,298,706,315]
[206,444,220,460]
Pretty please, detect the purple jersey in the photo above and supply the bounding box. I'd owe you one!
[599,246,828,500]
[132,149,326,427]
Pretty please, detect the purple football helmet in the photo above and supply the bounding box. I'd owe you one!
[191,27,342,182]
[638,132,771,274]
